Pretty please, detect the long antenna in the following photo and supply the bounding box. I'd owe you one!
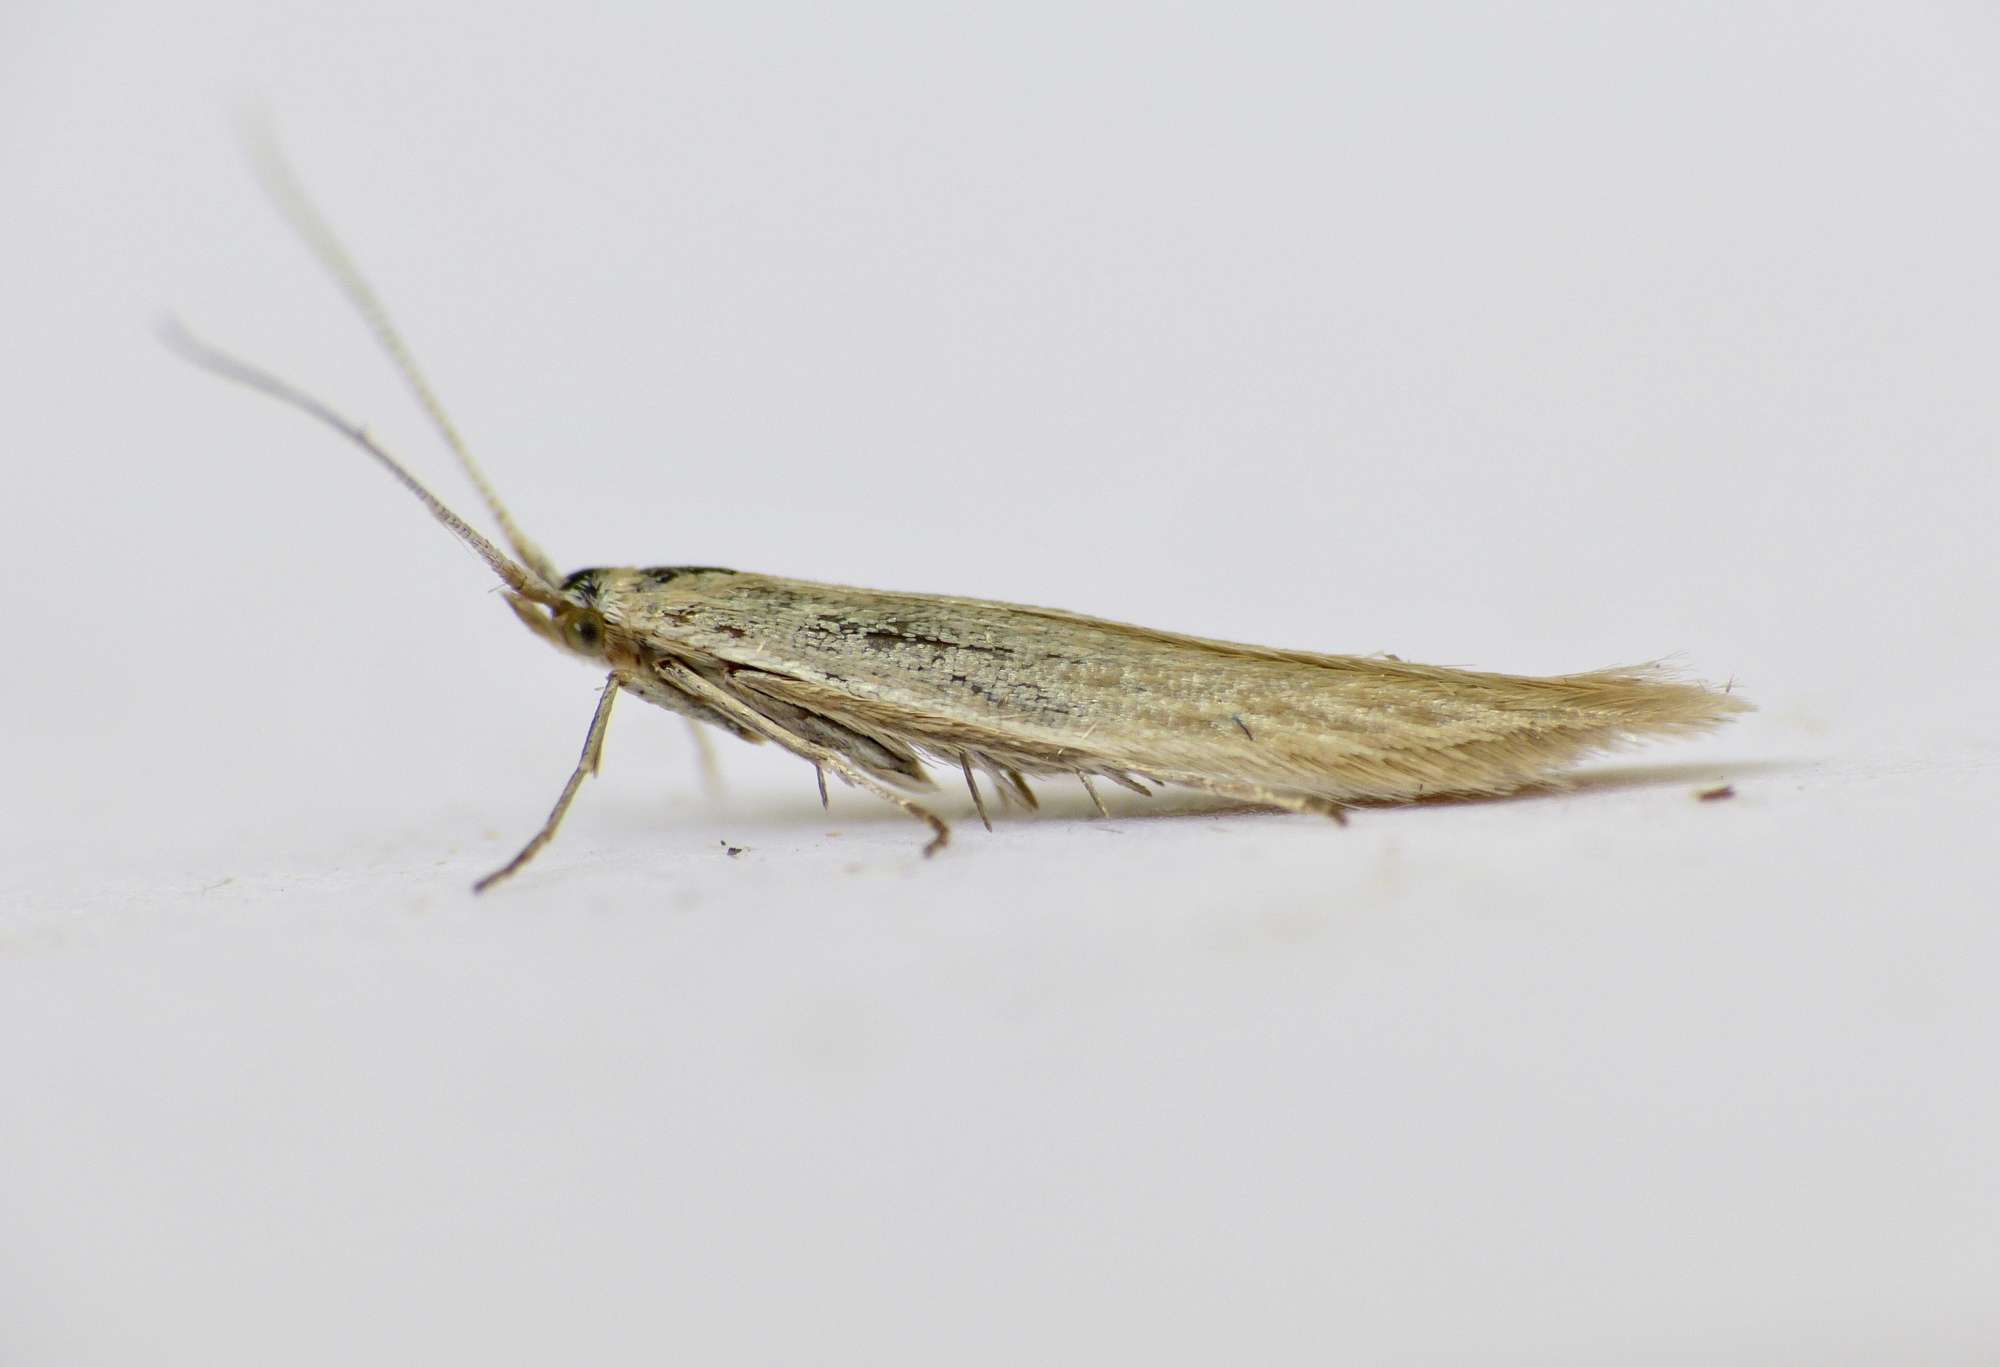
[161,318,565,607]
[242,120,563,589]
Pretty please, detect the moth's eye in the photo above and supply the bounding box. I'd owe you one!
[564,615,605,656]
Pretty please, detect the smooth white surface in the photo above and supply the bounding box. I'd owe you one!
[4,3,1996,1362]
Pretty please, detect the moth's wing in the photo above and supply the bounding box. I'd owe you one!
[651,576,1751,802]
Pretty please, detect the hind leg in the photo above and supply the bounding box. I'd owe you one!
[1164,775,1349,825]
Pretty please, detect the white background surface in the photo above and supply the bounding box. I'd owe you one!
[4,2,1996,1361]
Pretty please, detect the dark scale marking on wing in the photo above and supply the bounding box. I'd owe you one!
[848,620,1008,656]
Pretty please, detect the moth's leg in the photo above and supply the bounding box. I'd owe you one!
[685,719,723,798]
[657,659,950,855]
[960,754,993,832]
[1000,769,1038,810]
[475,673,621,892]
[814,765,829,810]
[1077,773,1111,818]
[1170,776,1349,825]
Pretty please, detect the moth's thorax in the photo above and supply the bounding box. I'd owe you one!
[563,565,739,609]
[546,564,744,666]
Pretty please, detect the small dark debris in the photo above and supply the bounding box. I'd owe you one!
[1696,784,1736,802]
[720,840,745,857]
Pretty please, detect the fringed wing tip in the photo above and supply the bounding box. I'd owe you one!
[1560,659,1755,734]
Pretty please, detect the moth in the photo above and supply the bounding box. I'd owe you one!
[168,141,1750,891]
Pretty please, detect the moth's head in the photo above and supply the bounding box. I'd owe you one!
[507,567,610,660]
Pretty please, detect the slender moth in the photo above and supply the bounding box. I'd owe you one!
[168,141,1750,890]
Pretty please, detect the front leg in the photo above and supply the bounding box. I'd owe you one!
[475,673,620,892]
[654,658,951,855]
